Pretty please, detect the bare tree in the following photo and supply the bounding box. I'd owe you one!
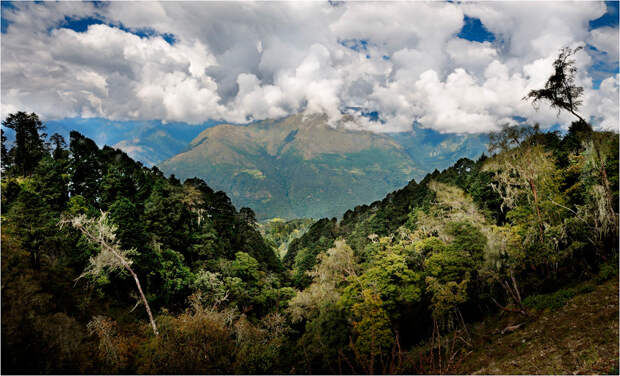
[60,212,159,336]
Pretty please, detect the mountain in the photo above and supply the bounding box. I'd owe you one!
[159,114,488,220]
[2,114,488,220]
[2,118,215,167]
[390,128,488,172]
[159,114,425,219]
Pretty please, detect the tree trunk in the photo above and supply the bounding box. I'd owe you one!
[528,178,544,240]
[569,109,585,124]
[600,161,618,234]
[105,243,159,336]
[78,227,159,336]
[126,264,159,336]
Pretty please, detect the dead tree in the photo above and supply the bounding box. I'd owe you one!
[60,211,159,336]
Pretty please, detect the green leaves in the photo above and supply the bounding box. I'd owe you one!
[231,251,260,282]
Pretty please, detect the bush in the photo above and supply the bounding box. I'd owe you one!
[574,282,595,294]
[596,263,618,283]
[137,305,236,374]
[523,288,577,311]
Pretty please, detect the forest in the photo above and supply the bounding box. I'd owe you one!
[1,48,618,374]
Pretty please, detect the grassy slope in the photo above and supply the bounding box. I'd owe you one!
[457,279,619,375]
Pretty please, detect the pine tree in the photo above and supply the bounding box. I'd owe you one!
[2,112,48,176]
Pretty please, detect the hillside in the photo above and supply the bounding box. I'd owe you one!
[458,278,619,374]
[159,114,423,219]
[159,114,487,219]
[39,118,213,167]
[391,128,488,173]
[283,122,618,287]
[1,109,618,374]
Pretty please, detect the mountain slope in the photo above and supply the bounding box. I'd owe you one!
[26,118,213,166]
[456,279,618,374]
[159,114,489,220]
[159,114,425,219]
[390,128,488,172]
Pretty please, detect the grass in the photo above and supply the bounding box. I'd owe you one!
[522,283,595,311]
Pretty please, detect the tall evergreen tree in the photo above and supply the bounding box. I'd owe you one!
[49,133,67,161]
[1,129,9,171]
[69,131,102,204]
[2,112,48,176]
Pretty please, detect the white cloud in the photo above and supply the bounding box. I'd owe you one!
[590,26,619,64]
[1,1,617,133]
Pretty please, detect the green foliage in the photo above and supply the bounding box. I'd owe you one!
[446,221,486,262]
[425,276,469,320]
[523,288,577,311]
[350,290,394,372]
[231,251,260,282]
[258,217,314,259]
[3,112,48,176]
[596,263,618,283]
[343,245,422,318]
[1,108,618,374]
[296,306,351,373]
[422,223,483,321]
[414,236,448,255]
[154,245,194,304]
[6,186,63,270]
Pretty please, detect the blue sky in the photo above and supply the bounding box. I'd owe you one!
[589,1,619,30]
[1,1,618,141]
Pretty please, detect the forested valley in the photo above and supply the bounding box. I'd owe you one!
[1,49,618,374]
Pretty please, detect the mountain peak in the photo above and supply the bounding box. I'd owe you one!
[159,114,487,219]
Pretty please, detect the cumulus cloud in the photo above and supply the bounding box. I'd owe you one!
[1,1,617,133]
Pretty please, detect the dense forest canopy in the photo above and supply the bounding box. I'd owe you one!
[1,47,618,374]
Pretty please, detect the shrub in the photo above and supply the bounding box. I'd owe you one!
[596,263,618,283]
[523,288,577,311]
[137,303,236,374]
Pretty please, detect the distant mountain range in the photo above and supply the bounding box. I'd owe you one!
[2,114,488,219]
[3,118,214,167]
[159,114,488,219]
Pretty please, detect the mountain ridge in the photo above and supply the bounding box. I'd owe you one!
[159,114,488,219]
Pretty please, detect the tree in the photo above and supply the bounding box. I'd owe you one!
[524,46,585,123]
[2,112,48,176]
[525,45,618,241]
[32,155,69,212]
[1,129,9,171]
[49,133,67,161]
[487,124,539,155]
[288,240,357,323]
[342,243,422,319]
[60,212,159,336]
[581,134,619,239]
[349,290,394,375]
[7,189,58,270]
[69,131,102,203]
[484,126,557,240]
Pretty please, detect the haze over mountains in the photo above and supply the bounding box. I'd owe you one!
[159,114,487,219]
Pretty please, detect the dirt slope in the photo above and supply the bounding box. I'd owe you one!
[458,279,619,375]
